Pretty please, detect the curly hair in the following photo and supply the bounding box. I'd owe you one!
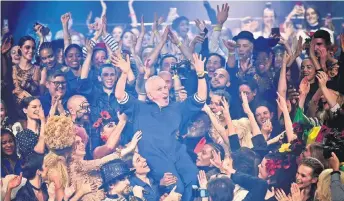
[44,115,75,152]
[44,152,69,189]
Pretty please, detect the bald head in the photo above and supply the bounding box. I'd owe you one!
[145,76,170,107]
[67,95,87,110]
[211,68,230,89]
[67,95,90,123]
[158,71,173,90]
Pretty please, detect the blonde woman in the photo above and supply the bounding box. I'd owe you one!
[232,118,253,148]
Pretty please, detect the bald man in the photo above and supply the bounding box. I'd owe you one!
[210,68,231,91]
[115,54,207,201]
[67,95,91,125]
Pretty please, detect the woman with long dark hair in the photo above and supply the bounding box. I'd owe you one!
[1,129,23,177]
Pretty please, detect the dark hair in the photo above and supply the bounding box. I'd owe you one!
[304,5,321,30]
[172,16,189,32]
[239,79,258,92]
[300,157,324,178]
[207,177,235,201]
[313,29,332,46]
[47,70,65,81]
[64,44,82,57]
[92,48,108,63]
[51,39,64,53]
[39,42,53,54]
[232,147,258,176]
[18,35,36,48]
[99,64,118,76]
[120,30,135,40]
[208,143,225,161]
[206,53,226,68]
[253,101,274,116]
[1,129,17,158]
[18,36,36,56]
[308,142,328,168]
[21,96,38,109]
[160,54,178,68]
[264,153,298,194]
[212,90,231,105]
[22,152,44,180]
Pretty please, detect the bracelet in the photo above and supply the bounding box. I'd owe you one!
[228,51,235,56]
[196,71,208,77]
[177,41,182,48]
[172,74,180,80]
[154,30,159,35]
[213,25,223,32]
[197,74,206,79]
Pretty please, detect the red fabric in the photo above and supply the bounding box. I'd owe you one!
[74,125,89,144]
[194,137,207,154]
[95,42,106,49]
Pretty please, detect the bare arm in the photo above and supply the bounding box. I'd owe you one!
[93,118,127,159]
[277,53,289,119]
[128,0,138,28]
[276,92,297,142]
[61,13,71,51]
[241,92,261,137]
[80,40,94,79]
[193,53,207,101]
[34,108,46,154]
[146,26,169,68]
[112,54,131,101]
[135,16,145,55]
[317,71,338,108]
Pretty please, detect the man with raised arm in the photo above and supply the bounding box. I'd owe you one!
[112,51,207,201]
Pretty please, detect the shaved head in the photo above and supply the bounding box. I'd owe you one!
[67,95,87,110]
[145,76,170,107]
[67,95,90,123]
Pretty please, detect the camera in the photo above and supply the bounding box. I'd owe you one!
[323,130,344,162]
[33,22,50,36]
[171,60,191,79]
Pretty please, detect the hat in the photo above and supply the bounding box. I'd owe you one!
[233,31,255,43]
[99,159,135,189]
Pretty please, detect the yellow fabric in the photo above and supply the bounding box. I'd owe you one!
[306,126,321,145]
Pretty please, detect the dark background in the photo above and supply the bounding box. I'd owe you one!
[2,1,344,42]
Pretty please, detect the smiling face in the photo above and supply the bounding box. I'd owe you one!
[122,32,134,49]
[112,26,123,42]
[65,47,82,69]
[196,144,214,167]
[305,8,319,26]
[98,67,117,89]
[209,94,224,115]
[206,55,223,77]
[237,39,253,59]
[296,164,317,189]
[132,153,150,174]
[74,135,86,156]
[23,99,42,120]
[255,106,273,127]
[1,133,15,156]
[263,8,275,28]
[178,20,189,38]
[255,52,271,74]
[92,50,107,69]
[20,40,35,61]
[46,75,67,98]
[301,59,316,83]
[146,77,170,107]
[40,48,56,69]
[10,46,20,64]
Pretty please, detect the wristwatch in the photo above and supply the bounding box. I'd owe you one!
[199,189,209,198]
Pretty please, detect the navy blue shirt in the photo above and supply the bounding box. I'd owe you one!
[129,175,160,201]
[118,93,205,160]
[39,93,70,117]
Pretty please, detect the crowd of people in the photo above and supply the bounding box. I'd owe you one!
[1,1,344,201]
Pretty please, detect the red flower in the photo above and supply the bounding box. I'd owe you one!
[101,133,109,142]
[101,111,111,120]
[93,121,101,128]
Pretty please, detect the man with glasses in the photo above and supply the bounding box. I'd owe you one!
[39,70,69,116]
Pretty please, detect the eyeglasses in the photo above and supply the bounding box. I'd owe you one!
[51,81,67,87]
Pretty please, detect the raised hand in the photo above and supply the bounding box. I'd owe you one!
[261,119,273,135]
[140,15,145,35]
[328,152,340,171]
[111,53,131,74]
[127,130,143,151]
[240,57,252,73]
[197,170,208,189]
[1,36,12,54]
[61,12,71,27]
[241,91,252,114]
[80,180,97,195]
[132,186,144,199]
[63,185,76,201]
[299,77,310,96]
[216,3,230,25]
[276,92,288,112]
[294,36,303,58]
[191,53,206,73]
[290,183,305,201]
[152,13,164,32]
[168,29,180,45]
[316,71,328,89]
[117,112,127,122]
[195,19,206,32]
[85,38,94,53]
[275,188,290,201]
[220,97,230,117]
[34,24,44,39]
[210,150,222,169]
[222,39,236,52]
[191,35,205,46]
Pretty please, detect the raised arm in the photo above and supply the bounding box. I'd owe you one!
[276,92,297,142]
[146,26,169,68]
[317,71,338,108]
[241,92,261,137]
[169,29,193,62]
[34,108,46,154]
[128,0,138,28]
[134,16,145,55]
[192,53,207,101]
[277,53,290,119]
[61,12,71,51]
[93,114,127,159]
[112,53,131,101]
[80,39,94,79]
